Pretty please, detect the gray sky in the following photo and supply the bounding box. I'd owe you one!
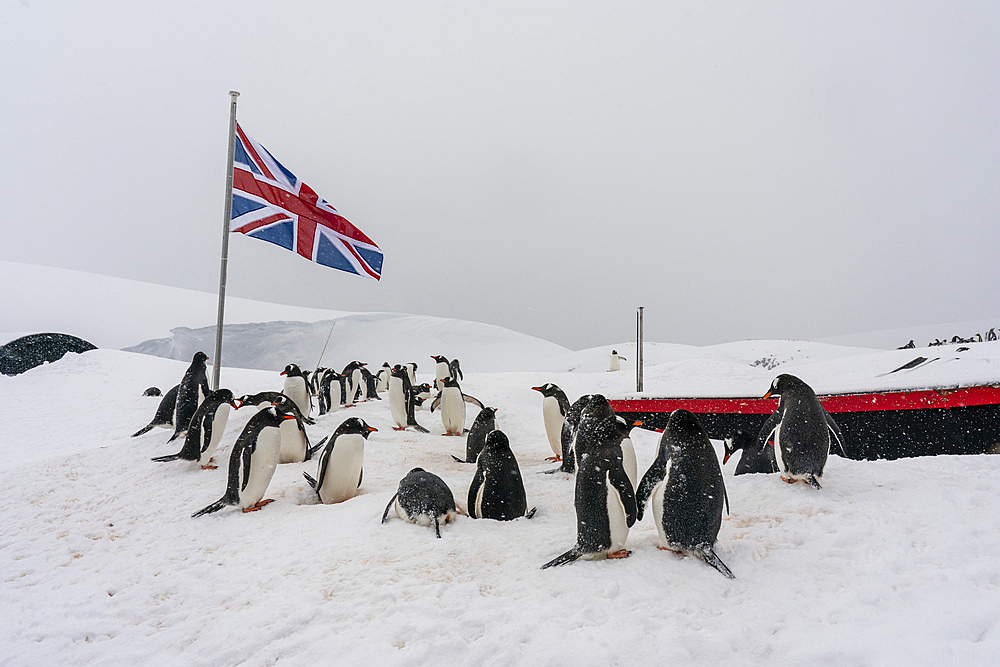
[4,1,999,350]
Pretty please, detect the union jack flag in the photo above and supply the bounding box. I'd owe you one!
[230,122,383,280]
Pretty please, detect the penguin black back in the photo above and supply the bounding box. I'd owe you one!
[458,406,497,463]
[468,430,531,521]
[723,428,778,475]
[169,351,210,442]
[131,384,179,437]
[381,468,458,537]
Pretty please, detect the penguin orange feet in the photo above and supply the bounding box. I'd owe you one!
[657,546,684,554]
[201,465,218,470]
[780,475,797,484]
[393,426,406,431]
[545,456,562,462]
[608,550,631,559]
[242,499,275,512]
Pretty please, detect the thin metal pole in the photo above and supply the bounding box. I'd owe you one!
[212,90,240,391]
[636,306,644,393]
[315,321,337,369]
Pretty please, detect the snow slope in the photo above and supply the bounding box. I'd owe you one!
[2,265,1000,664]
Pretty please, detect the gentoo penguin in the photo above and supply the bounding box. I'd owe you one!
[275,394,311,464]
[387,365,429,432]
[280,363,312,418]
[449,358,464,382]
[342,361,366,406]
[431,355,451,391]
[635,409,734,579]
[152,389,237,469]
[169,352,211,442]
[758,374,846,489]
[722,428,778,475]
[131,384,178,437]
[404,362,417,386]
[608,349,627,372]
[453,406,497,463]
[359,365,381,400]
[430,376,484,436]
[381,468,458,538]
[235,391,284,411]
[192,400,298,516]
[318,369,343,415]
[542,396,637,568]
[547,394,603,474]
[412,383,433,410]
[303,417,376,504]
[468,430,535,521]
[309,367,326,395]
[375,362,391,393]
[531,383,572,461]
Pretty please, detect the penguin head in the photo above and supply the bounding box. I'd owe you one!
[722,438,737,464]
[341,417,378,437]
[484,428,510,451]
[270,395,299,419]
[531,383,557,397]
[762,374,807,400]
[193,351,208,364]
[441,375,460,388]
[281,363,301,377]
[662,410,711,458]
[431,355,448,364]
[212,388,236,406]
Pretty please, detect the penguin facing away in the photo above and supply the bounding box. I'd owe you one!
[387,365,429,432]
[375,362,391,393]
[151,389,237,468]
[192,400,298,517]
[758,374,846,489]
[468,430,535,521]
[381,468,459,538]
[303,417,376,504]
[342,361,367,406]
[453,406,497,464]
[723,428,778,475]
[542,396,637,568]
[131,384,179,437]
[547,394,604,474]
[531,383,572,461]
[280,363,312,418]
[430,375,485,436]
[449,358,464,382]
[635,409,734,579]
[169,351,211,442]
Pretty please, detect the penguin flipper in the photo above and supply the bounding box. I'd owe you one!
[429,395,441,413]
[151,453,183,462]
[463,394,485,410]
[756,410,781,453]
[381,493,399,524]
[824,410,847,457]
[635,459,667,522]
[131,424,155,437]
[699,546,736,579]
[807,474,823,490]
[451,454,469,464]
[410,422,430,433]
[524,507,537,519]
[303,472,318,488]
[541,548,582,569]
[192,498,229,518]
[307,435,330,459]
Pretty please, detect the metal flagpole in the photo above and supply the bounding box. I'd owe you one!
[212,90,240,391]
[315,321,337,370]
[636,306,644,393]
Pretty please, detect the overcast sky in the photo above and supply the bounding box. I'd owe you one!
[3,1,999,350]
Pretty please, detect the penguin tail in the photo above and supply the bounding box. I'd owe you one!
[541,548,582,569]
[451,455,470,464]
[303,472,318,488]
[433,515,442,538]
[381,493,399,524]
[167,431,183,443]
[699,547,736,579]
[807,474,823,490]
[131,424,155,437]
[150,453,182,463]
[524,507,537,520]
[411,423,430,434]
[192,498,229,518]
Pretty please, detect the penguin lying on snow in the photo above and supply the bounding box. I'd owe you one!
[303,417,376,504]
[542,396,637,568]
[636,409,734,579]
[531,383,571,462]
[468,430,536,521]
[431,376,484,436]
[758,374,846,489]
[131,384,179,437]
[170,351,211,442]
[723,428,778,475]
[381,468,459,538]
[452,406,497,464]
[192,400,298,517]
[151,389,237,469]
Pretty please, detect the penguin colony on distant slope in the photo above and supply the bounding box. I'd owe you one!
[133,349,845,578]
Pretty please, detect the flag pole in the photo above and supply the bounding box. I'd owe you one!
[315,321,337,369]
[212,90,240,391]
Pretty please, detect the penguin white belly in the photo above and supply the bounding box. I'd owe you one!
[376,371,389,393]
[240,429,282,508]
[474,470,489,517]
[318,436,364,503]
[350,369,364,403]
[440,388,466,434]
[395,498,431,525]
[405,365,416,385]
[283,377,310,417]
[387,378,408,428]
[609,355,620,372]
[278,419,307,464]
[606,480,630,554]
[620,438,638,491]
[199,404,232,465]
[435,362,448,390]
[772,423,786,474]
[651,478,668,546]
[541,398,565,457]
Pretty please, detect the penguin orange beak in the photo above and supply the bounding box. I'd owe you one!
[367,426,378,433]
[632,420,643,427]
[280,371,288,376]
[531,386,542,392]
[281,414,297,420]
[762,390,773,400]
[723,451,732,464]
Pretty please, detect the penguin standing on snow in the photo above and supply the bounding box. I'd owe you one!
[359,365,381,401]
[449,358,464,382]
[431,355,451,391]
[342,361,366,406]
[131,384,179,437]
[635,409,734,579]
[169,352,211,442]
[608,350,627,372]
[387,365,429,432]
[303,417,376,504]
[531,383,572,462]
[375,362,391,393]
[722,429,778,475]
[152,389,237,469]
[542,396,637,568]
[317,369,343,415]
[280,363,312,419]
[758,374,846,489]
[547,394,603,474]
[381,468,459,538]
[192,399,298,516]
[468,430,535,521]
[453,406,497,463]
[273,394,312,464]
[431,375,484,436]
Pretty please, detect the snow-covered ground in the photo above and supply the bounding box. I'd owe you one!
[2,265,1000,664]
